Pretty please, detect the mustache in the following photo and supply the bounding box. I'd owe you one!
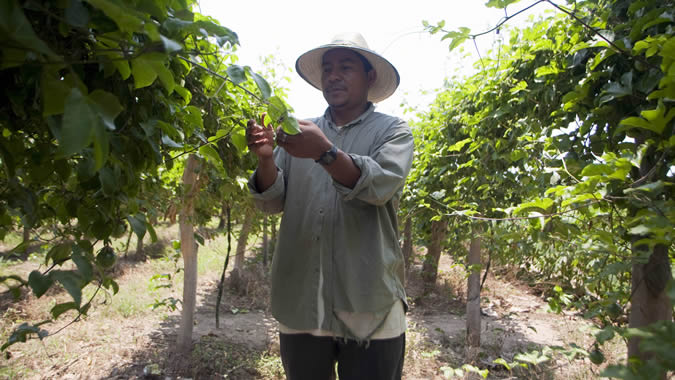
[325,84,346,92]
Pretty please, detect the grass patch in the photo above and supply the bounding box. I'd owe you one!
[186,335,283,379]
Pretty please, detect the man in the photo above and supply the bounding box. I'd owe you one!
[246,32,414,380]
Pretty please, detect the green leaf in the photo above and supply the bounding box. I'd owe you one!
[629,224,651,235]
[174,85,191,105]
[623,180,664,195]
[59,88,96,156]
[159,35,182,53]
[127,214,147,240]
[51,302,78,319]
[595,326,615,344]
[88,90,123,130]
[580,163,611,177]
[28,270,53,298]
[0,0,58,58]
[485,0,521,8]
[194,232,204,246]
[461,364,488,379]
[91,121,109,170]
[281,117,301,135]
[493,358,511,371]
[230,128,247,152]
[442,29,470,52]
[600,365,633,378]
[513,198,554,215]
[246,68,271,100]
[448,138,472,152]
[65,0,90,28]
[161,135,183,148]
[147,56,175,94]
[199,144,223,166]
[617,116,663,135]
[184,105,203,131]
[589,49,616,70]
[102,277,119,294]
[1,322,49,351]
[112,60,131,80]
[561,193,597,207]
[54,86,111,169]
[51,270,82,306]
[85,0,143,33]
[514,350,550,366]
[146,221,158,243]
[98,166,117,196]
[266,96,287,123]
[46,242,72,266]
[71,249,93,283]
[226,64,247,85]
[131,57,158,89]
[41,70,84,116]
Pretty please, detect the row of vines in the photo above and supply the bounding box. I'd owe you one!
[405,0,673,377]
[0,0,284,352]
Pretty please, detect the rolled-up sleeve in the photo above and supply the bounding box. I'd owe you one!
[248,168,285,213]
[333,125,414,205]
[248,148,288,214]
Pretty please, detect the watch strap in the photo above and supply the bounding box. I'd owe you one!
[315,144,338,166]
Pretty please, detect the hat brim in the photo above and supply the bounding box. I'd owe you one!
[295,44,400,103]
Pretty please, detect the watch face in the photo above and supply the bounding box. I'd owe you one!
[318,145,337,165]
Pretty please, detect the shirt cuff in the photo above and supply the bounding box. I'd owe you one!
[248,168,285,201]
[333,153,369,200]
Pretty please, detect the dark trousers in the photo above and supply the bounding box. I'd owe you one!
[279,332,405,380]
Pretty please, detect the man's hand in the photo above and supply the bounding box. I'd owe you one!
[276,119,332,160]
[246,114,275,159]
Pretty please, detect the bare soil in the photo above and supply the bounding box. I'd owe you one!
[0,235,622,379]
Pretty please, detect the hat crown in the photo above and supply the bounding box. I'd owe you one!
[329,32,370,50]
[295,32,400,103]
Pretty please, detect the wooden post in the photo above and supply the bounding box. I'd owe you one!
[628,243,672,370]
[22,225,30,243]
[466,225,482,362]
[421,219,447,294]
[230,214,253,292]
[177,154,201,352]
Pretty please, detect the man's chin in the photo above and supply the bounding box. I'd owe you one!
[323,95,347,108]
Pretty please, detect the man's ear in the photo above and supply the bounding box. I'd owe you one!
[367,70,377,88]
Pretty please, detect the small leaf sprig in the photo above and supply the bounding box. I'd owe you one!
[181,56,301,135]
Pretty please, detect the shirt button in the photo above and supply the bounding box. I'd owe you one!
[318,208,324,215]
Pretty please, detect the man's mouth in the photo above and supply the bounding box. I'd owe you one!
[326,86,346,93]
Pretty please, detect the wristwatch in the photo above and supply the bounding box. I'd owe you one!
[315,144,338,166]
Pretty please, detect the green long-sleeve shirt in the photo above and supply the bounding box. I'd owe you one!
[249,104,414,339]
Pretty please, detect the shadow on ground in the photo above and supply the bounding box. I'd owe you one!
[96,256,568,379]
[101,260,283,379]
[401,260,574,379]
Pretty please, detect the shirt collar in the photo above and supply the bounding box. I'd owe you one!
[323,102,375,129]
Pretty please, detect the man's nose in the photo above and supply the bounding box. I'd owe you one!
[324,68,341,83]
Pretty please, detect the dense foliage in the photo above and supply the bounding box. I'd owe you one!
[409,0,673,377]
[0,0,275,349]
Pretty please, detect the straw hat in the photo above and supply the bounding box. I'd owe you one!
[295,32,400,103]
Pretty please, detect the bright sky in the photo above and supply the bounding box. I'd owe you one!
[197,0,547,120]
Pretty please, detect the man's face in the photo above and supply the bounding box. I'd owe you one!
[320,48,375,110]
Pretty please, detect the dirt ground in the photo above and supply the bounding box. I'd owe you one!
[0,236,618,380]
